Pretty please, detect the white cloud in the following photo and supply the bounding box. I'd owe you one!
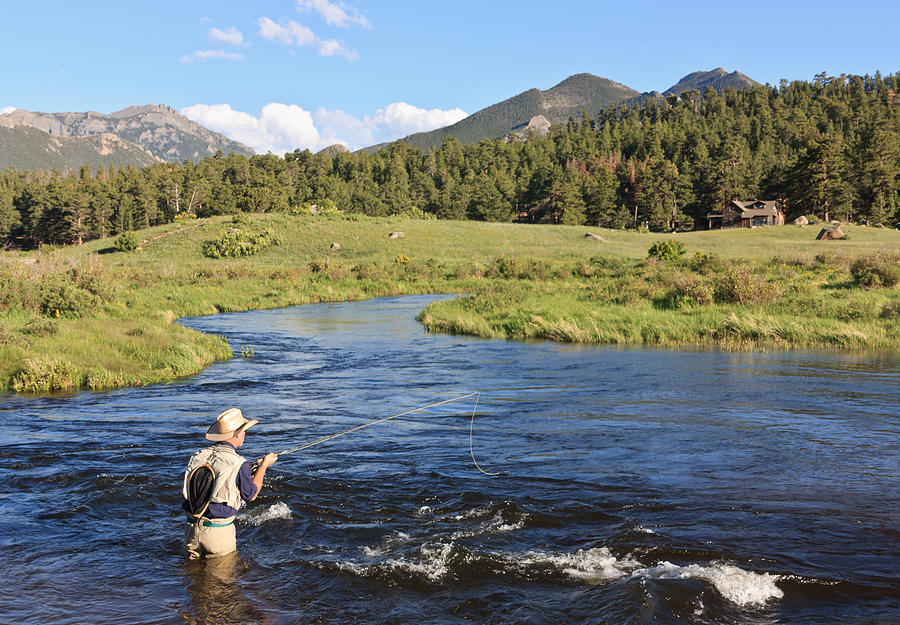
[366,103,468,140]
[207,26,244,47]
[182,103,323,155]
[182,101,469,154]
[1,106,15,115]
[257,17,315,46]
[181,50,243,63]
[257,17,357,61]
[295,0,371,29]
[316,38,358,60]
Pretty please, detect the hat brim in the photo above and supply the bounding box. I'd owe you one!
[205,418,259,441]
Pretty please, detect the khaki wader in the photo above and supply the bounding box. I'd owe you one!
[185,516,237,559]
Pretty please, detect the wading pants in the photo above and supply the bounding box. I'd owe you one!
[185,516,237,559]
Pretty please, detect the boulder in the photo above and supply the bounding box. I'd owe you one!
[793,215,809,226]
[584,232,606,242]
[388,231,404,239]
[816,226,844,241]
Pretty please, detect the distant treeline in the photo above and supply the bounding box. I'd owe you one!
[1,71,898,248]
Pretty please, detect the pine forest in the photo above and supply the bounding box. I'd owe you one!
[1,72,898,249]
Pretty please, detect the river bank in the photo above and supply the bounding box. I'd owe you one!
[1,213,898,392]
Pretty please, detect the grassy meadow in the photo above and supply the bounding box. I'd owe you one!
[1,213,898,393]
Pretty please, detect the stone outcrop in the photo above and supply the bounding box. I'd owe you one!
[816,226,844,240]
[318,144,349,158]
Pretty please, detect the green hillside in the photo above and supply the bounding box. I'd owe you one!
[0,126,158,171]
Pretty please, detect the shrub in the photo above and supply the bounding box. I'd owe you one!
[229,213,250,227]
[12,357,81,393]
[489,255,522,278]
[293,199,343,217]
[814,250,851,271]
[453,263,484,279]
[309,258,329,274]
[575,261,595,277]
[689,251,725,275]
[39,280,98,318]
[352,262,387,281]
[837,297,881,321]
[715,266,783,305]
[202,227,280,258]
[0,271,41,312]
[403,207,437,220]
[317,199,341,216]
[68,264,116,301]
[850,255,899,288]
[588,255,628,272]
[487,256,552,280]
[22,318,58,336]
[648,239,686,262]
[308,258,350,280]
[881,300,900,319]
[114,231,139,252]
[673,274,714,307]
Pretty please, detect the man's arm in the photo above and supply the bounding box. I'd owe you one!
[249,453,278,502]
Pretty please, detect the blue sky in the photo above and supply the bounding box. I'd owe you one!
[1,1,897,153]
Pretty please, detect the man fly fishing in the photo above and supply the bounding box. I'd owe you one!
[182,408,278,559]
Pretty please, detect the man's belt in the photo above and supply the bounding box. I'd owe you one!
[202,518,234,527]
[188,516,235,527]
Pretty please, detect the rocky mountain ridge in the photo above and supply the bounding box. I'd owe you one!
[0,104,253,170]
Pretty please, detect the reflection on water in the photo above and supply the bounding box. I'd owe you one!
[1,295,898,624]
[181,553,267,625]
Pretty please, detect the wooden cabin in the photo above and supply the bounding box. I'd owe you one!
[707,200,785,229]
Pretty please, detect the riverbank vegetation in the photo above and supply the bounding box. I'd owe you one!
[1,213,898,393]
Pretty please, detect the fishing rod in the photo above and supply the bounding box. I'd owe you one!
[256,392,504,475]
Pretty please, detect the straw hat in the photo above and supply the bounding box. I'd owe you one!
[206,408,259,441]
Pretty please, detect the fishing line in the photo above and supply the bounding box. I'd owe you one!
[262,392,505,476]
[469,392,505,476]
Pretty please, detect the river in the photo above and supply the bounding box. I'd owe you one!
[1,295,898,624]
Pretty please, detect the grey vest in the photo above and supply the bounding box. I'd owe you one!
[182,444,248,511]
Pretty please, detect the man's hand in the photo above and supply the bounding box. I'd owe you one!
[260,452,278,469]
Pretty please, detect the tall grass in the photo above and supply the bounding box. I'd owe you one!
[1,214,899,392]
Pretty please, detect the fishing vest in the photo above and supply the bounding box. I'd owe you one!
[182,444,248,512]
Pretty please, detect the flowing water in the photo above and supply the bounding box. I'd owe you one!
[1,295,898,624]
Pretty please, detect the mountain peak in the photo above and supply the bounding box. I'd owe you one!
[663,68,760,96]
[109,104,179,119]
[375,73,641,152]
